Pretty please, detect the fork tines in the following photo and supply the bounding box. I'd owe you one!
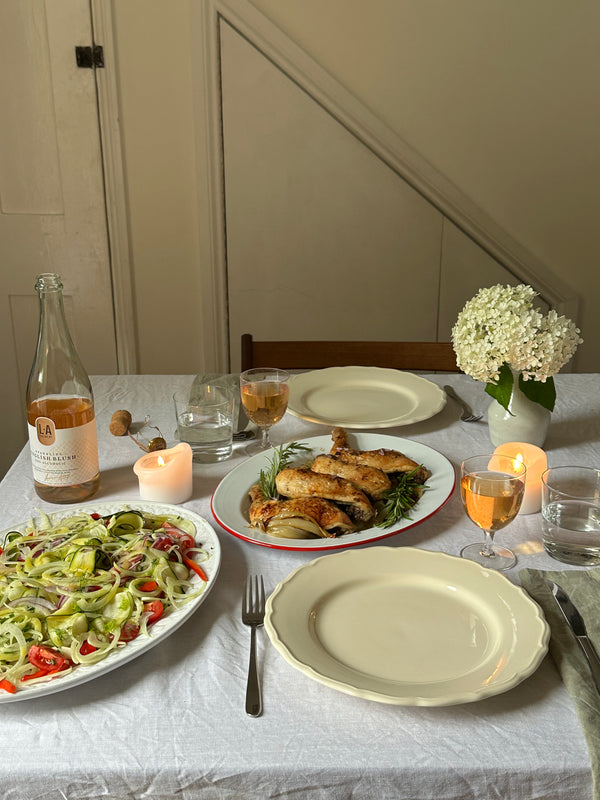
[243,575,265,622]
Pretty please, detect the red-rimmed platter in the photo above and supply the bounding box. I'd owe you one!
[210,434,455,551]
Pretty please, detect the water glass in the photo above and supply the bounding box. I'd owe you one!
[541,466,600,565]
[173,383,234,463]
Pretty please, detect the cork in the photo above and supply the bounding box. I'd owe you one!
[109,409,132,436]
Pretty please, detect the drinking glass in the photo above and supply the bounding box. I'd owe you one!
[173,381,234,463]
[459,453,527,571]
[239,368,290,455]
[541,466,600,566]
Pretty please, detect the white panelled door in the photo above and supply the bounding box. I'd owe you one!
[217,17,518,373]
[0,0,116,478]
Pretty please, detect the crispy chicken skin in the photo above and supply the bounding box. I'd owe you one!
[330,427,430,483]
[275,467,375,522]
[311,454,391,500]
[248,484,354,535]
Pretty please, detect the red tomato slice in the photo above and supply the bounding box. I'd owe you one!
[161,522,195,551]
[0,678,15,693]
[143,599,164,625]
[79,641,98,656]
[28,645,70,673]
[118,621,140,642]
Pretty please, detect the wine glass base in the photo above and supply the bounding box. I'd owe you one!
[460,542,517,571]
[244,438,270,456]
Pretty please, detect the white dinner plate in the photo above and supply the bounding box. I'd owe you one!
[265,547,550,706]
[0,501,221,703]
[287,366,446,428]
[210,433,455,551]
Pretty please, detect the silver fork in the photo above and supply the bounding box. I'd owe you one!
[242,575,265,717]
[443,385,483,423]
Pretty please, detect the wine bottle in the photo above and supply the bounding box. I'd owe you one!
[26,273,100,502]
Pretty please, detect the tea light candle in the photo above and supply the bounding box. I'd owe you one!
[133,442,193,504]
[493,441,547,515]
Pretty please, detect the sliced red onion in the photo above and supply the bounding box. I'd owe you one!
[7,596,57,612]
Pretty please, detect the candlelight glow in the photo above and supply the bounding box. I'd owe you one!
[513,453,525,472]
[493,442,547,515]
[158,455,165,467]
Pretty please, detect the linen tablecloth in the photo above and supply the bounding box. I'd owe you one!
[1,372,599,800]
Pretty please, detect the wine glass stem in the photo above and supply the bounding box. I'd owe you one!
[481,529,495,557]
[259,426,271,449]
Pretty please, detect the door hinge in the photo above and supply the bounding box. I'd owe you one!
[75,45,104,69]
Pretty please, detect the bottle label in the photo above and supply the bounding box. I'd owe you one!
[35,417,56,446]
[28,418,99,485]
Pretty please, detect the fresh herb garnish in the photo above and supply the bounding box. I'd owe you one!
[375,467,428,528]
[258,442,312,499]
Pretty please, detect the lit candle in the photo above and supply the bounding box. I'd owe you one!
[492,442,548,515]
[133,442,193,504]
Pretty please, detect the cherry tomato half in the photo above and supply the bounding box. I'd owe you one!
[143,599,164,625]
[28,645,70,673]
[118,621,140,642]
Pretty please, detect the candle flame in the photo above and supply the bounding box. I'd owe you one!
[158,455,166,467]
[513,452,525,472]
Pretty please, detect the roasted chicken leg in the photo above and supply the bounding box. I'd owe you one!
[248,484,354,537]
[275,467,375,522]
[311,454,391,500]
[330,427,429,483]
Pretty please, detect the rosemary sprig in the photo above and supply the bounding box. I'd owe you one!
[258,442,312,499]
[375,467,428,528]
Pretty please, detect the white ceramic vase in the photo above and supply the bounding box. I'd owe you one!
[487,371,551,447]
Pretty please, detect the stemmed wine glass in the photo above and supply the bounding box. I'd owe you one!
[460,453,527,571]
[239,368,290,455]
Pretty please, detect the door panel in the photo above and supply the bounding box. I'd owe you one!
[221,22,444,372]
[0,0,117,478]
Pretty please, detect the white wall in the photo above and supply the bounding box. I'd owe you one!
[112,0,598,371]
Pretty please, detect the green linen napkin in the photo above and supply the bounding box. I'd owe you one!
[520,568,600,799]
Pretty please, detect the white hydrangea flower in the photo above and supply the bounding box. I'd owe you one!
[451,284,582,384]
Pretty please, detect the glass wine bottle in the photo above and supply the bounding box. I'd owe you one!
[26,273,100,502]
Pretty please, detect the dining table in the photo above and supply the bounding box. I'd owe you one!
[1,371,599,800]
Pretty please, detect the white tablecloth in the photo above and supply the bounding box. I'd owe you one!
[2,372,599,800]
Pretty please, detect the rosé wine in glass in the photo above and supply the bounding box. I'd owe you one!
[240,368,290,454]
[459,454,526,571]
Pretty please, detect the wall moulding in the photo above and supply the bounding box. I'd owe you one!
[196,0,578,370]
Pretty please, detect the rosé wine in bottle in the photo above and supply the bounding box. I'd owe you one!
[26,274,100,503]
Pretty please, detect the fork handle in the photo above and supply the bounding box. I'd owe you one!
[444,385,473,417]
[246,626,262,717]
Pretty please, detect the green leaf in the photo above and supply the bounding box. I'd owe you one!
[518,374,556,412]
[485,363,514,412]
[485,363,556,413]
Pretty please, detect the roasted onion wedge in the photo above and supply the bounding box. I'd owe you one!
[248,485,355,538]
[266,515,330,539]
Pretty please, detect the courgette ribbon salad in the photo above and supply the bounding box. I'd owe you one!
[0,508,211,694]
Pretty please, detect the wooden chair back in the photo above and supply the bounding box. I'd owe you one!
[241,334,460,372]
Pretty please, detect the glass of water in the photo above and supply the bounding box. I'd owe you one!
[173,382,234,463]
[541,466,600,565]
